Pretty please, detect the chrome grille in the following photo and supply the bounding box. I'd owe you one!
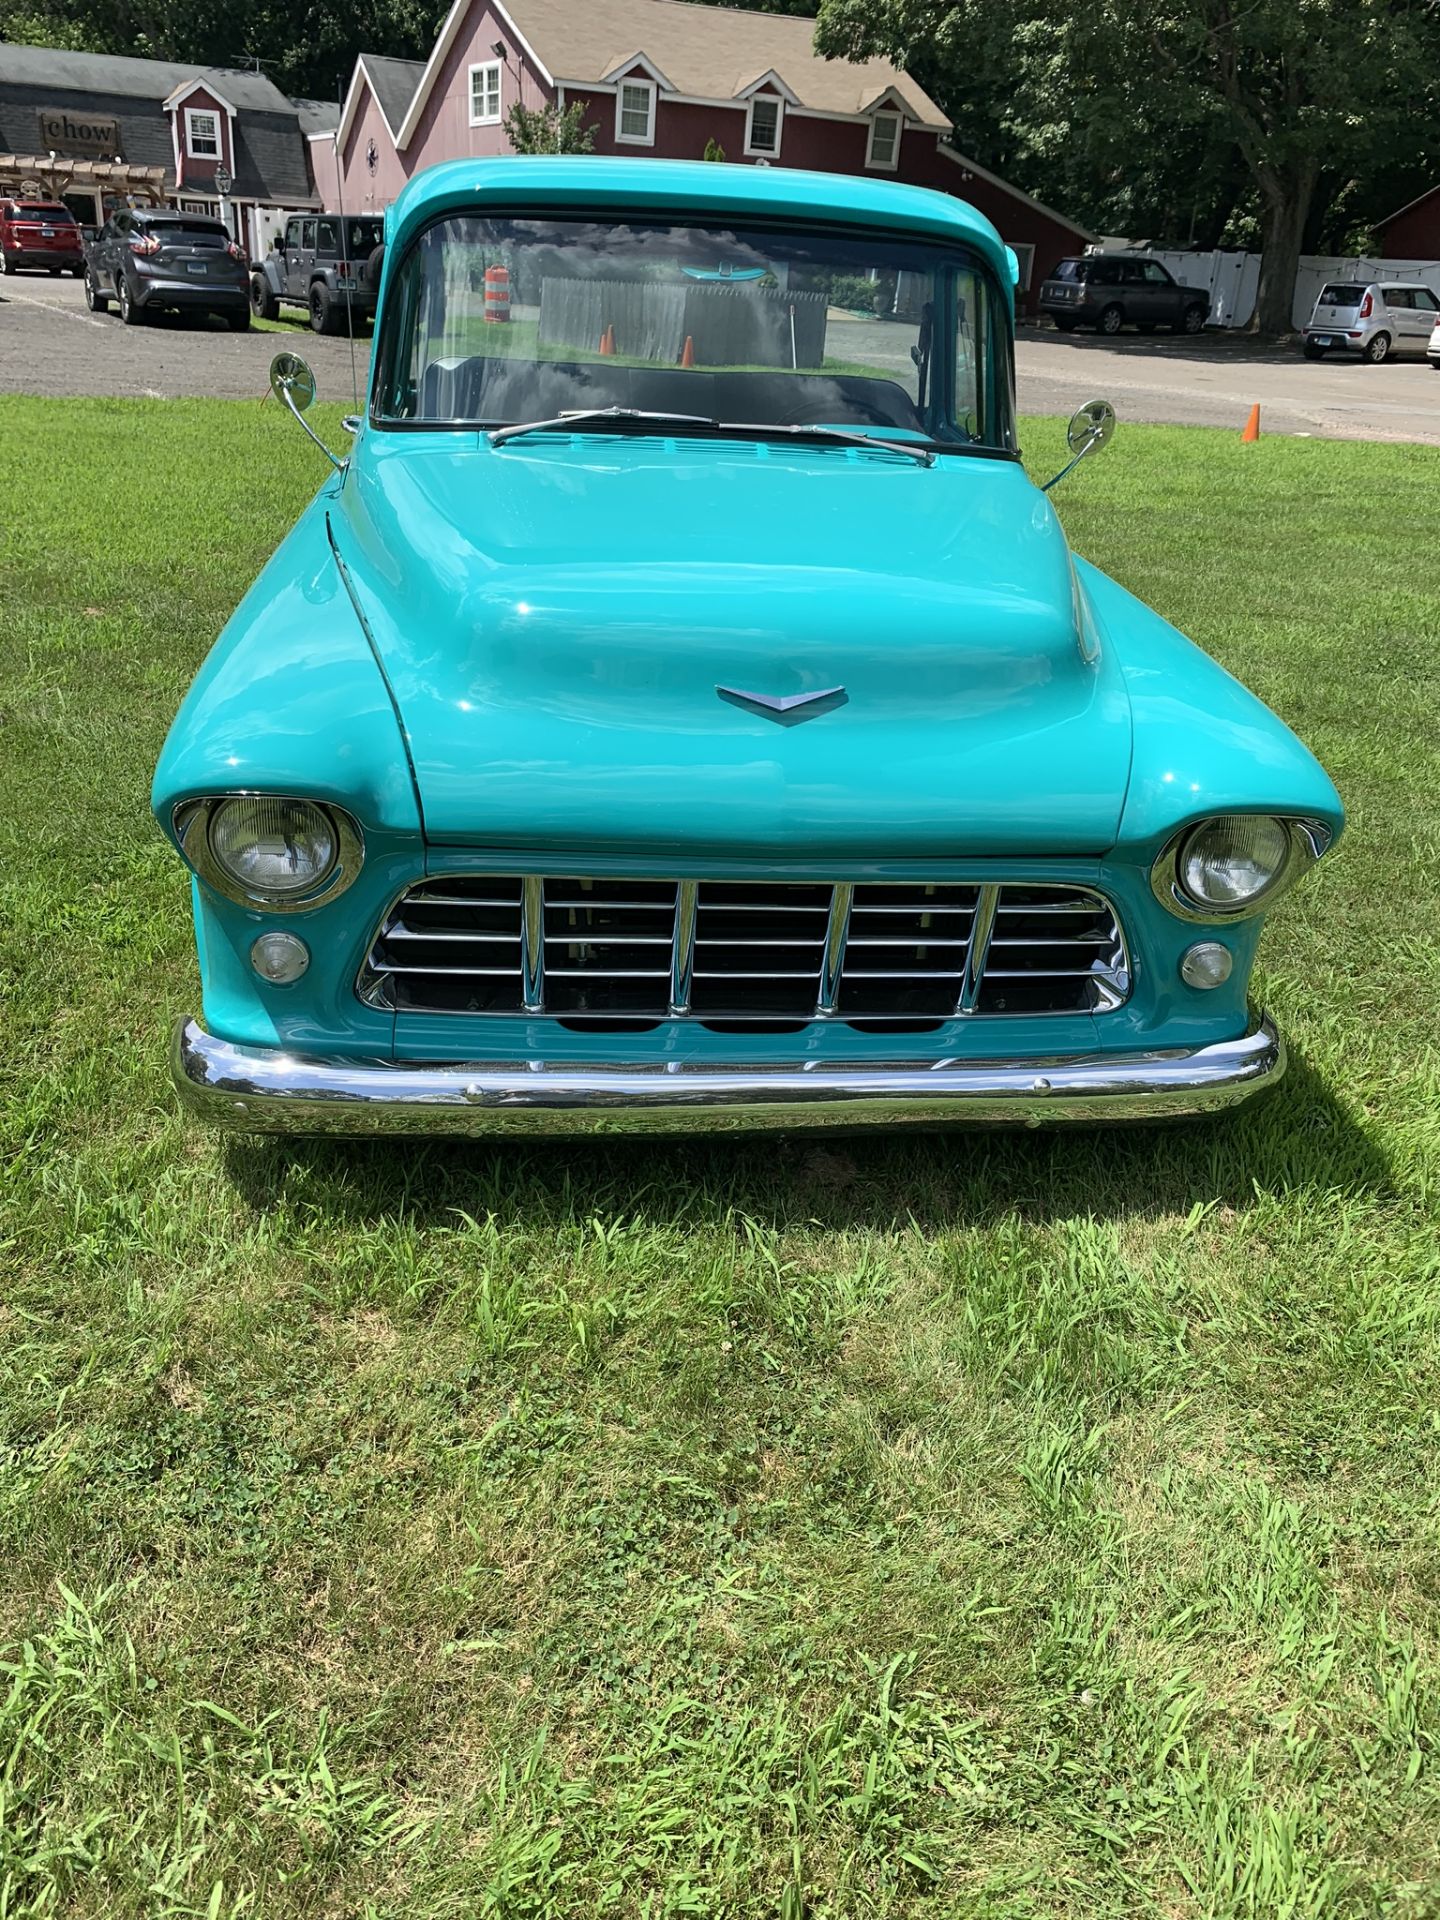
[361,877,1129,1026]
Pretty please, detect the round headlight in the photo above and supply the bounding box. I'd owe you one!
[1178,815,1291,911]
[208,797,337,898]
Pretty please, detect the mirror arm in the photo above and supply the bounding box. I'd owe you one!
[1041,436,1098,493]
[280,388,346,472]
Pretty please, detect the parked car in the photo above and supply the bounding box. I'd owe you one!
[1039,255,1211,336]
[84,209,250,329]
[152,157,1341,1138]
[1429,316,1440,370]
[0,199,84,276]
[249,213,384,334]
[1302,281,1440,363]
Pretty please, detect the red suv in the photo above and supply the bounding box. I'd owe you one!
[0,200,85,277]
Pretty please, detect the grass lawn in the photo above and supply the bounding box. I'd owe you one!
[1,397,1438,1919]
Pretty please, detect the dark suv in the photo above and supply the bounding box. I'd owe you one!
[84,209,250,328]
[1040,256,1210,336]
[249,213,384,334]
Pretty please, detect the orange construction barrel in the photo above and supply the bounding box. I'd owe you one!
[483,264,511,323]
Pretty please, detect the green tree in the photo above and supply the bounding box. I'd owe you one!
[702,137,727,162]
[502,99,597,154]
[816,0,1438,332]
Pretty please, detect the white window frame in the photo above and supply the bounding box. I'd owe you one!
[615,77,657,146]
[744,94,784,159]
[865,109,903,171]
[184,107,220,159]
[468,60,503,127]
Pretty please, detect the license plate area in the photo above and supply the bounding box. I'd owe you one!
[186,261,207,274]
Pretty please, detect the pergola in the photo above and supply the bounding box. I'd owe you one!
[0,154,169,209]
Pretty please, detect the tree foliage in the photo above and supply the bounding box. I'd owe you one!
[503,100,597,155]
[816,0,1440,329]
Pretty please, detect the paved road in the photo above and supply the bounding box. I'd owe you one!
[0,271,372,405]
[4,271,1440,442]
[1014,326,1440,442]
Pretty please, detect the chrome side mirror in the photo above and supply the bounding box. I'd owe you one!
[268,352,344,472]
[1043,399,1117,492]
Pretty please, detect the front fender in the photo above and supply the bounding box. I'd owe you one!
[1078,559,1344,859]
[151,494,421,1055]
[151,494,419,836]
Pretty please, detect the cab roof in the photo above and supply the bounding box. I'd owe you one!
[385,155,1010,286]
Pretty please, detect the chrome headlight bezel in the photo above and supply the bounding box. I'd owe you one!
[173,794,364,912]
[1150,814,1331,923]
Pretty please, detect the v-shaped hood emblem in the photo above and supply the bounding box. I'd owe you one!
[717,684,847,723]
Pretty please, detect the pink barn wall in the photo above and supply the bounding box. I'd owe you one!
[406,0,548,170]
[337,84,411,214]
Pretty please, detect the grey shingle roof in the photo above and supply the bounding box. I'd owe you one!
[0,40,317,201]
[0,42,295,112]
[291,96,341,137]
[360,55,424,136]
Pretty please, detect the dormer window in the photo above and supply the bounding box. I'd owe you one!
[616,78,656,145]
[745,94,783,159]
[865,109,902,171]
[185,107,220,158]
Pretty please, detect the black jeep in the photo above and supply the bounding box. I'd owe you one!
[250,213,384,334]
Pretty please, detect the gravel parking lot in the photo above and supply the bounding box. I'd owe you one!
[4,270,1440,440]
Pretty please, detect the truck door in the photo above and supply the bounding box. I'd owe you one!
[282,217,305,299]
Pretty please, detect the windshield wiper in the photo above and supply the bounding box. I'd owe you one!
[718,422,936,467]
[489,408,938,466]
[488,406,719,447]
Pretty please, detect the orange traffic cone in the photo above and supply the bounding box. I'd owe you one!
[1241,403,1261,443]
[680,334,695,368]
[599,325,614,356]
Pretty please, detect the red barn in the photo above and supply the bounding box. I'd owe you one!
[1376,184,1440,261]
[326,0,1090,311]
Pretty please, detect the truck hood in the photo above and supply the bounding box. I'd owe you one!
[333,433,1133,858]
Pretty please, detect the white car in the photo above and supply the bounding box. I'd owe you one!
[1302,280,1440,364]
[1429,317,1440,369]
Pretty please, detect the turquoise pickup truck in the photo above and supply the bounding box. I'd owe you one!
[152,156,1341,1135]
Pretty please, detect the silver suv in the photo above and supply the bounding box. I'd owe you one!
[1303,281,1440,363]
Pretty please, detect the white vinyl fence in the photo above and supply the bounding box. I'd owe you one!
[1290,256,1440,328]
[1085,248,1440,329]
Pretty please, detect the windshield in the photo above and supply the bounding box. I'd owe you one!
[150,222,230,247]
[15,203,74,221]
[373,213,1015,453]
[1318,284,1365,306]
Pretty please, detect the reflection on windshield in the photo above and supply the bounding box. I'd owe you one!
[373,214,1012,452]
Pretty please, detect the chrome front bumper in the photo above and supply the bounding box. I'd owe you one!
[171,1013,1285,1136]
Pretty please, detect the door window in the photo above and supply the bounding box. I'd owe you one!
[1411,287,1440,310]
[1141,261,1171,284]
[301,219,317,250]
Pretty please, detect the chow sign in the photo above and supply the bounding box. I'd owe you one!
[36,107,121,156]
